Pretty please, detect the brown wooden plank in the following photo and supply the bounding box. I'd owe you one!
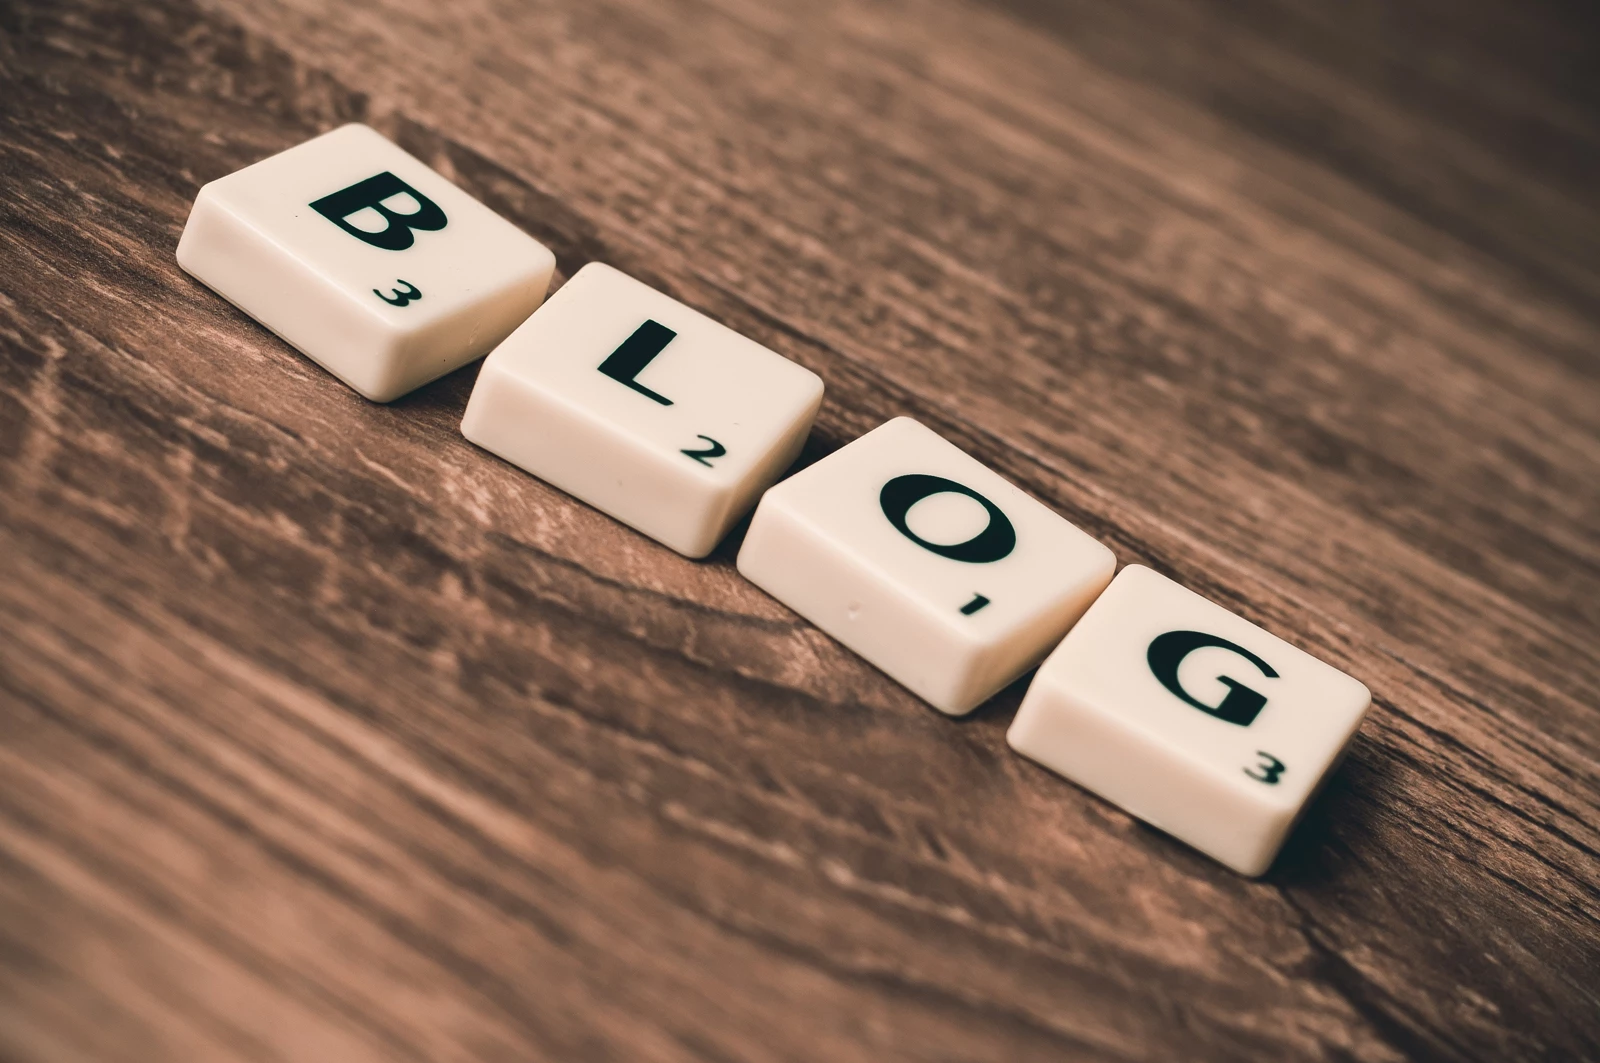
[0,0,1596,1059]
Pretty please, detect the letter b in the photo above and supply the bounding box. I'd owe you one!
[310,171,447,251]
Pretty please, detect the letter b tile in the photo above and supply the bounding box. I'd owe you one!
[462,263,824,557]
[738,417,1116,716]
[177,124,556,402]
[1007,565,1370,876]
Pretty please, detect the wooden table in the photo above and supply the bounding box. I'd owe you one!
[2,0,1597,1059]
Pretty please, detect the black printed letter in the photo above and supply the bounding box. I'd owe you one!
[599,320,677,406]
[1146,630,1278,726]
[310,172,447,251]
[878,475,1016,564]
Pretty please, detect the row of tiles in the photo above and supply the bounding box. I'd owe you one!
[175,124,1370,877]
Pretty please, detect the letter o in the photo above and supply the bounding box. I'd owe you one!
[878,474,1016,563]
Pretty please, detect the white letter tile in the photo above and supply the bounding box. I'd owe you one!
[1007,564,1371,876]
[177,124,556,402]
[738,417,1116,716]
[461,262,824,558]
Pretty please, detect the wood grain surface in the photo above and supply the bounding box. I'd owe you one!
[2,0,1598,1059]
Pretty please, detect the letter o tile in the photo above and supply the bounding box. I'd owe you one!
[738,417,1116,716]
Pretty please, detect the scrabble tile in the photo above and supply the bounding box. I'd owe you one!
[1007,564,1370,876]
[176,124,555,402]
[737,417,1116,716]
[461,262,824,558]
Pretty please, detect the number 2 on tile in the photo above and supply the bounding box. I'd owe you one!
[682,435,726,466]
[1244,752,1285,784]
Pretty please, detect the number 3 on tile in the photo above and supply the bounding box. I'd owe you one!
[374,279,421,307]
[1244,752,1286,784]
